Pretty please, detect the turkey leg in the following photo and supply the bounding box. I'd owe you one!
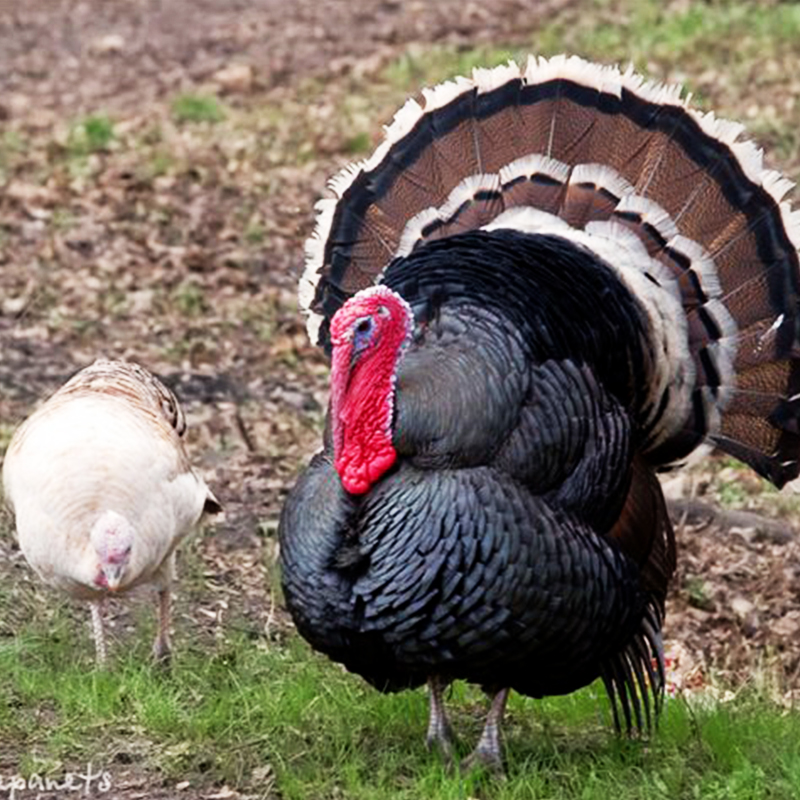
[90,598,108,667]
[152,587,172,665]
[461,687,509,774]
[426,676,456,762]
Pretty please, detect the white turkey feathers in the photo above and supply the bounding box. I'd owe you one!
[2,359,220,666]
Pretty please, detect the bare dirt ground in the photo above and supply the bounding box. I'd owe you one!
[1,0,800,794]
[0,0,569,115]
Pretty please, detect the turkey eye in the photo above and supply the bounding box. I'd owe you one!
[353,316,375,352]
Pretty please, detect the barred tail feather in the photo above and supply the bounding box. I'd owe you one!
[302,54,800,486]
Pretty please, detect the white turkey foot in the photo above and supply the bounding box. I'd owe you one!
[90,598,108,667]
[426,676,456,764]
[151,588,172,666]
[460,688,509,776]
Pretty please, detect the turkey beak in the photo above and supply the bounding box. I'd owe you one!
[103,564,125,592]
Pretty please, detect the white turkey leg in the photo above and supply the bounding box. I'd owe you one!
[90,599,108,667]
[152,587,172,665]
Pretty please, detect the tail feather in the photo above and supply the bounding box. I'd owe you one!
[302,54,800,486]
[600,605,665,735]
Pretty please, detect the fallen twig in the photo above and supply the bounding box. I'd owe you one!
[666,498,795,545]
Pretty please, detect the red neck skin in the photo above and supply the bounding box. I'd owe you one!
[330,301,410,495]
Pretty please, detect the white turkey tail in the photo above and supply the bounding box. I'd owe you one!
[301,54,800,487]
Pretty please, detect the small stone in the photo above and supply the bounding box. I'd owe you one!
[213,64,254,94]
[2,296,27,316]
[91,34,126,54]
[730,596,755,619]
[8,93,31,116]
[206,787,236,799]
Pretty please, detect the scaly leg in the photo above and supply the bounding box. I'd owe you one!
[426,676,456,764]
[461,687,510,775]
[90,599,108,667]
[152,588,172,665]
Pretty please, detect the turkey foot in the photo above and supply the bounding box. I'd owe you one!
[426,676,456,764]
[151,588,172,667]
[460,688,509,776]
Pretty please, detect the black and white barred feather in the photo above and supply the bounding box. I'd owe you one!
[301,54,800,488]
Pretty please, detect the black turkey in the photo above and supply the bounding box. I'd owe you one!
[279,55,800,770]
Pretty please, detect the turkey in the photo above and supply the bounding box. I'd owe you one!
[2,359,220,666]
[279,54,800,770]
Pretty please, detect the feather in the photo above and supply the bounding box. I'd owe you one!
[2,359,218,666]
[301,53,800,484]
[282,54,800,770]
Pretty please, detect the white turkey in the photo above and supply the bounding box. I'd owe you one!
[2,359,220,665]
[279,55,800,771]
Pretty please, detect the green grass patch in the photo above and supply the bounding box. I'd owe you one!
[171,280,209,318]
[532,0,800,71]
[171,93,226,124]
[243,220,266,244]
[344,131,373,155]
[0,130,26,183]
[1,597,799,799]
[377,1,800,89]
[67,114,115,155]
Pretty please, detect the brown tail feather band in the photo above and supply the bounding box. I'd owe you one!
[302,54,800,485]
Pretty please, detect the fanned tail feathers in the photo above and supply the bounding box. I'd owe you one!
[302,54,800,487]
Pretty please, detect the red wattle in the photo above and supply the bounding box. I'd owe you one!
[328,288,411,495]
[337,443,397,495]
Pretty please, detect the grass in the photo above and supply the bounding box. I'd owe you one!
[0,130,26,184]
[67,114,115,156]
[1,596,799,799]
[531,0,800,71]
[3,516,796,800]
[171,94,226,124]
[381,44,520,93]
[172,280,209,318]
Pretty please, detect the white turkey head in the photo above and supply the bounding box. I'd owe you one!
[89,510,135,591]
